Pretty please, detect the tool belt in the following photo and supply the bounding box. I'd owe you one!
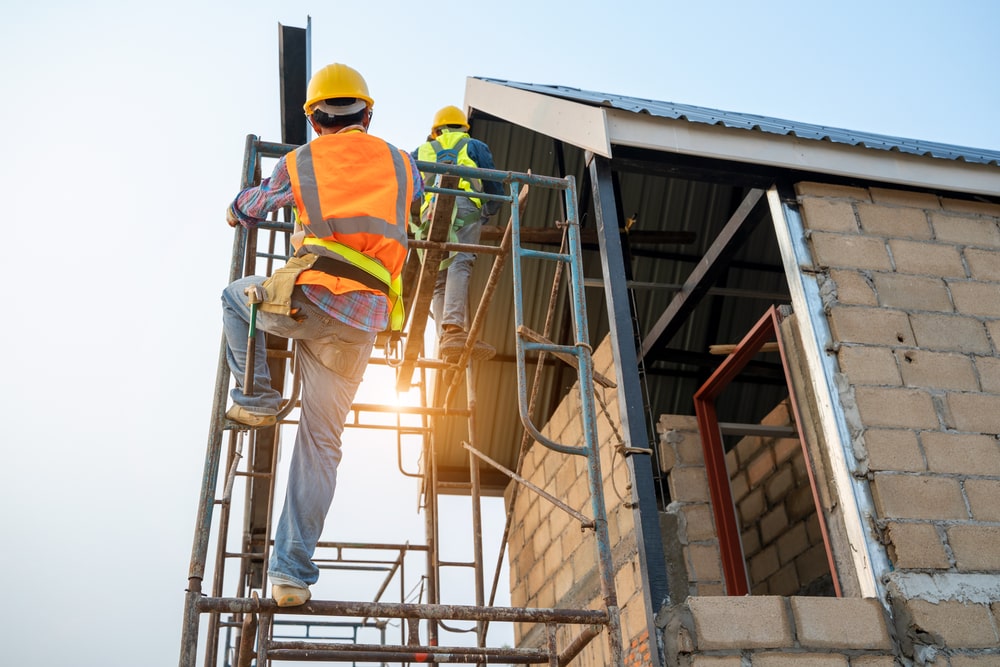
[259,253,390,316]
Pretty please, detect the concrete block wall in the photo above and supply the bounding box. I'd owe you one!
[796,182,1000,664]
[505,336,653,665]
[657,414,725,598]
[506,180,1000,665]
[724,399,833,596]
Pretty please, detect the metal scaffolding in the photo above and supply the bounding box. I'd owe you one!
[178,136,627,666]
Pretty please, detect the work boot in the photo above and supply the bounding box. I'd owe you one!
[226,405,277,427]
[439,330,496,362]
[272,583,311,607]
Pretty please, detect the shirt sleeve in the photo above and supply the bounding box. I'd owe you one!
[405,152,425,202]
[229,155,296,229]
[467,140,504,197]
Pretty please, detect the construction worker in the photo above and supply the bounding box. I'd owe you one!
[413,105,503,361]
[222,63,422,607]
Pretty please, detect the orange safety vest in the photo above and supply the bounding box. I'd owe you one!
[286,131,413,306]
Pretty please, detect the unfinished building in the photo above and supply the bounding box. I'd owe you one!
[179,25,1000,667]
[465,78,1000,665]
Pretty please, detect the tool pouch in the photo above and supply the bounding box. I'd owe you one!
[259,253,319,316]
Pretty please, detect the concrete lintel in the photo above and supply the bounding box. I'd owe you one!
[885,572,1000,604]
[465,77,612,157]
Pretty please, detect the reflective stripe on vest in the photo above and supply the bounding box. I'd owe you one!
[286,132,412,331]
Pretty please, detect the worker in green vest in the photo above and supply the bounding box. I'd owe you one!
[413,105,503,361]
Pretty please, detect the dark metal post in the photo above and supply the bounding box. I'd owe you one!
[589,154,670,665]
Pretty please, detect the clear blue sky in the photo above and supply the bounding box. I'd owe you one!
[2,1,998,665]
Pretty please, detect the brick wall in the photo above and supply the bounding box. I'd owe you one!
[505,337,653,665]
[507,181,1000,665]
[798,182,1000,663]
[724,400,833,596]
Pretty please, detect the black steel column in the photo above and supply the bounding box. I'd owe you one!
[588,154,670,664]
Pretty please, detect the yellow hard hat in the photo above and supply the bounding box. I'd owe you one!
[303,63,374,115]
[431,105,469,132]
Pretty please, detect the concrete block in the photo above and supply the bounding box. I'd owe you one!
[889,238,966,276]
[838,345,902,386]
[922,431,1000,475]
[753,653,848,667]
[683,503,718,543]
[964,478,1000,522]
[740,487,766,528]
[800,197,860,232]
[767,561,801,597]
[863,428,926,472]
[791,596,892,649]
[871,473,968,520]
[670,466,711,503]
[858,202,933,239]
[760,505,790,545]
[931,212,1000,248]
[848,657,900,667]
[743,526,762,558]
[749,545,781,582]
[765,465,796,504]
[872,272,954,312]
[786,484,818,522]
[796,182,871,201]
[688,596,793,649]
[690,657,742,667]
[948,655,1000,667]
[730,470,750,503]
[975,355,1000,393]
[828,269,879,306]
[964,247,1000,281]
[828,306,915,346]
[853,386,940,429]
[677,435,707,465]
[947,525,1000,571]
[909,312,992,354]
[747,449,777,489]
[761,400,792,426]
[810,232,893,270]
[885,521,950,569]
[939,197,1000,217]
[896,349,978,391]
[869,187,942,210]
[945,392,1000,434]
[989,320,1000,355]
[688,543,723,582]
[949,280,1000,318]
[774,438,801,466]
[776,521,810,564]
[796,543,832,587]
[905,599,1000,648]
[735,434,764,467]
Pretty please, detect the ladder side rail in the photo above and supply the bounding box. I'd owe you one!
[180,134,268,667]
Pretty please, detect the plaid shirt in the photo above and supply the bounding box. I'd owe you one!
[231,137,423,333]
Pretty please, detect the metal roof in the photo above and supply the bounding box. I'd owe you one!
[476,77,1000,167]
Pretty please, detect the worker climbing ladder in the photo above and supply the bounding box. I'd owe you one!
[178,135,627,666]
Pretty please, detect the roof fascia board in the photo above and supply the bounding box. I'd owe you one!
[606,109,1000,198]
[465,77,612,157]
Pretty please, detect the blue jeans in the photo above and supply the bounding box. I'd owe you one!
[431,198,486,335]
[221,276,375,588]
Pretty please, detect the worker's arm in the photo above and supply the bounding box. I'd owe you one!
[226,155,296,228]
[467,139,503,216]
[404,152,425,203]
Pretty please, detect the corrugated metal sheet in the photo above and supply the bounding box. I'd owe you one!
[476,77,1000,167]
